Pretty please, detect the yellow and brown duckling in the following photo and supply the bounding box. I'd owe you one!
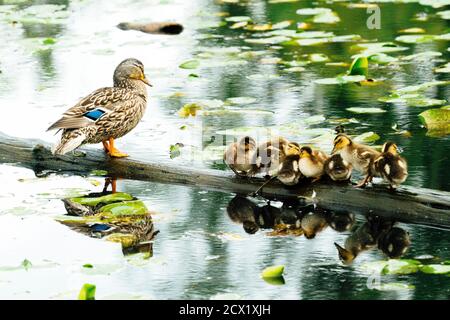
[374,142,408,189]
[331,134,380,188]
[298,146,329,182]
[324,154,352,182]
[224,136,257,177]
[277,142,303,186]
[48,58,151,158]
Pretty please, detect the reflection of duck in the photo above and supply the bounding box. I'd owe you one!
[298,146,329,182]
[332,134,380,188]
[324,154,352,181]
[300,209,329,239]
[374,142,408,189]
[224,136,257,177]
[328,211,355,232]
[378,227,411,258]
[226,195,260,234]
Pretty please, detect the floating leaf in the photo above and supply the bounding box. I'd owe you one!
[82,264,93,269]
[178,103,202,118]
[349,56,368,77]
[420,264,450,274]
[401,51,442,61]
[230,21,248,29]
[245,36,291,45]
[381,259,421,275]
[398,27,426,34]
[225,97,257,105]
[262,276,285,285]
[352,42,409,55]
[308,53,329,63]
[435,62,450,73]
[42,38,56,45]
[70,193,134,207]
[78,284,96,300]
[315,75,366,85]
[179,60,200,69]
[169,143,184,159]
[261,265,285,278]
[22,259,32,271]
[99,200,148,216]
[225,16,252,22]
[347,107,386,114]
[373,283,415,291]
[418,107,450,136]
[354,132,381,143]
[304,115,326,125]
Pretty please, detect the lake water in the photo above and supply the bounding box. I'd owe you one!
[0,0,449,300]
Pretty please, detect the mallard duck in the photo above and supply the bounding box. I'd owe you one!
[47,58,150,158]
[298,146,329,181]
[277,142,303,185]
[331,134,380,187]
[374,142,408,189]
[224,136,257,177]
[324,154,352,181]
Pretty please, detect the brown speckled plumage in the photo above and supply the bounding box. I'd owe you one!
[48,58,149,155]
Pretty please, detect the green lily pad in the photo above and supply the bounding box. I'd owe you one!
[225,97,257,105]
[261,265,285,278]
[82,264,93,269]
[395,34,437,43]
[374,283,415,291]
[352,42,409,55]
[304,115,326,125]
[368,53,399,64]
[401,51,442,61]
[225,16,252,22]
[78,284,96,300]
[308,53,329,63]
[315,75,366,85]
[70,193,134,207]
[178,103,202,118]
[22,259,32,271]
[420,264,450,274]
[179,60,200,69]
[296,8,331,15]
[347,107,386,114]
[349,56,369,77]
[354,132,381,143]
[262,276,285,285]
[169,143,184,159]
[380,96,447,107]
[245,36,291,45]
[381,259,421,275]
[435,62,450,73]
[418,107,450,136]
[99,200,148,216]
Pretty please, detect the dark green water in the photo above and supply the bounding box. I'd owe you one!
[0,0,449,299]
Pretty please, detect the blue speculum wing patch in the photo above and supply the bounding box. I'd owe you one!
[84,109,106,121]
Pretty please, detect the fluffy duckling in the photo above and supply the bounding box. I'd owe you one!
[226,195,260,234]
[298,146,329,182]
[324,154,352,181]
[300,210,328,239]
[374,142,408,189]
[331,134,380,188]
[378,227,411,259]
[252,137,290,177]
[277,142,303,185]
[328,211,355,232]
[224,136,257,177]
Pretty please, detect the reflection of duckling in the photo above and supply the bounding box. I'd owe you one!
[277,143,302,185]
[253,137,290,177]
[258,204,282,229]
[378,227,411,258]
[324,154,352,181]
[331,134,380,188]
[374,142,408,189]
[224,136,257,177]
[298,146,329,181]
[328,211,355,232]
[226,195,259,234]
[300,210,328,239]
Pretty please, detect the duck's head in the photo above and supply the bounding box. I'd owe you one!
[114,58,151,87]
[334,242,356,265]
[239,136,256,151]
[381,141,398,155]
[299,146,313,159]
[332,134,352,154]
[284,142,301,156]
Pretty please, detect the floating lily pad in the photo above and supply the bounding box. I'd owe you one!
[99,200,148,216]
[22,259,32,271]
[435,62,450,73]
[245,36,291,45]
[349,56,368,77]
[373,283,415,291]
[170,143,184,159]
[315,75,366,85]
[70,193,134,207]
[225,16,252,22]
[354,132,381,143]
[262,276,286,285]
[418,107,450,136]
[179,60,200,69]
[261,265,285,278]
[178,103,202,118]
[78,284,96,300]
[398,27,426,34]
[401,51,442,61]
[347,107,386,114]
[381,259,421,275]
[352,42,409,55]
[420,264,450,274]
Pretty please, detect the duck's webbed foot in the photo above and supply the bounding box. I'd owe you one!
[103,177,117,194]
[354,175,371,188]
[107,138,129,158]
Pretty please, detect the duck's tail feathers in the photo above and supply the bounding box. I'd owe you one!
[52,133,86,155]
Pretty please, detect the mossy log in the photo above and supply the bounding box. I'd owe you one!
[0,132,449,228]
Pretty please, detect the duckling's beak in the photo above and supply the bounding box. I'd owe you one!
[141,75,152,87]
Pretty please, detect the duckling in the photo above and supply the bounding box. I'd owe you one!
[331,134,380,188]
[378,227,411,259]
[300,210,328,239]
[277,142,303,186]
[226,195,260,234]
[224,136,257,177]
[328,211,355,232]
[298,146,329,182]
[374,141,408,189]
[324,154,352,181]
[252,136,290,177]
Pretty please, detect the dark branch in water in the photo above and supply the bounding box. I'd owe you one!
[0,132,449,228]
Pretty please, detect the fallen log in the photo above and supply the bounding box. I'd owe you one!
[1,132,449,228]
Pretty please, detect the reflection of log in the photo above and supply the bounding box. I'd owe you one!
[117,22,183,35]
[1,132,450,228]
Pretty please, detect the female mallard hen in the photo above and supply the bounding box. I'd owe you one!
[47,58,151,158]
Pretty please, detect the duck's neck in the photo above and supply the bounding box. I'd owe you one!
[114,79,148,94]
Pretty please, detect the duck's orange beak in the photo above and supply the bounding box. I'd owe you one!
[141,75,152,87]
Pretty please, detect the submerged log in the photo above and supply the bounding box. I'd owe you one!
[0,132,449,228]
[117,22,184,35]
